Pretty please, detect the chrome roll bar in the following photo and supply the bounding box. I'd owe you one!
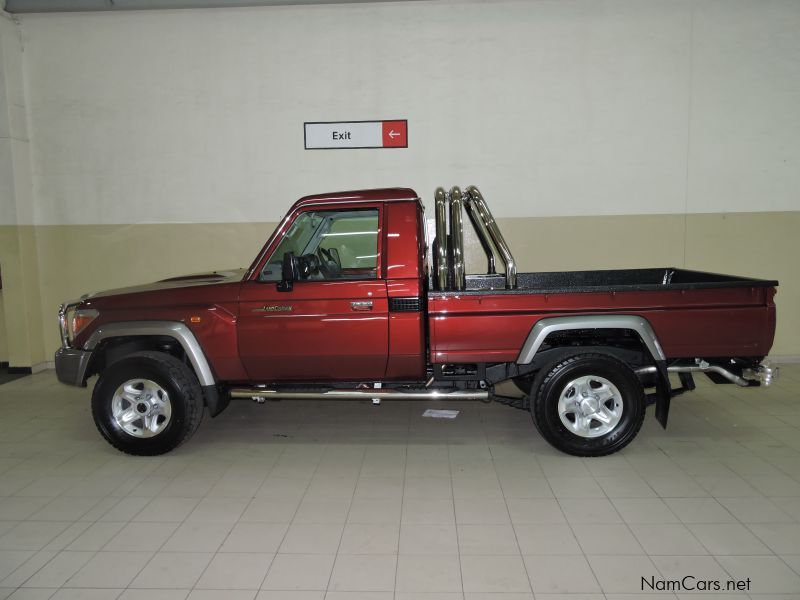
[431,184,517,291]
[464,186,517,289]
[449,186,466,291]
[463,195,497,275]
[434,187,449,291]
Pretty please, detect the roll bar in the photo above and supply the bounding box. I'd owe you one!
[432,185,517,291]
[434,187,449,291]
[464,186,517,289]
[449,186,466,291]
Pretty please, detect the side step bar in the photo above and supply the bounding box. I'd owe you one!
[230,388,490,401]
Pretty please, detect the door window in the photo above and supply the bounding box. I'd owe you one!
[260,209,380,281]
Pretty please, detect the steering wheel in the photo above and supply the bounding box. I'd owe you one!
[318,247,342,278]
[297,253,321,279]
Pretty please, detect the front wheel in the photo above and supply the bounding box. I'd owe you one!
[530,353,645,457]
[92,351,204,456]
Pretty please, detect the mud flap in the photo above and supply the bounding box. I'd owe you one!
[654,361,672,429]
[203,385,230,417]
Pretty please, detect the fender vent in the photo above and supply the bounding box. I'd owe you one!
[389,297,422,312]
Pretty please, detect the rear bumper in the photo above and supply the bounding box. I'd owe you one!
[54,347,91,387]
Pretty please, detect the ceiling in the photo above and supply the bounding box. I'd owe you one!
[4,0,424,13]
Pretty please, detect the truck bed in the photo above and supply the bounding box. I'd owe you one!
[428,268,778,363]
[456,267,778,294]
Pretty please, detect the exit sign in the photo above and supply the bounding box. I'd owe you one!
[304,120,408,150]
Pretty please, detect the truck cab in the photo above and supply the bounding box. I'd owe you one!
[237,188,427,382]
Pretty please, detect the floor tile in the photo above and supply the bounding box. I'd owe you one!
[261,554,335,591]
[748,523,800,554]
[240,500,300,523]
[460,555,530,593]
[573,523,644,554]
[22,551,93,588]
[338,523,398,555]
[130,551,213,589]
[716,555,800,593]
[196,552,273,590]
[162,522,232,553]
[629,523,707,555]
[586,554,660,594]
[457,524,519,555]
[221,522,289,553]
[66,550,152,588]
[513,523,580,554]
[279,523,343,554]
[104,521,179,551]
[401,499,454,525]
[687,523,772,555]
[611,498,679,524]
[523,554,600,593]
[663,497,736,523]
[328,554,396,592]
[558,498,622,523]
[400,524,458,555]
[505,498,565,524]
[395,554,462,593]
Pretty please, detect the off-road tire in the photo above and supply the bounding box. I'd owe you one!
[530,353,645,457]
[92,351,204,456]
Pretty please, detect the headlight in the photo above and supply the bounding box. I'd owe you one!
[59,302,98,348]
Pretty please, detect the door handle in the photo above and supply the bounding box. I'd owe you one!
[350,301,373,311]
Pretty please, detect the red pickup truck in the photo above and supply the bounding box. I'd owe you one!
[55,186,778,457]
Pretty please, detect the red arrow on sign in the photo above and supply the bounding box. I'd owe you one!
[381,120,408,148]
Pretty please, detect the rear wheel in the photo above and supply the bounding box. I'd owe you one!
[92,351,204,456]
[530,353,645,456]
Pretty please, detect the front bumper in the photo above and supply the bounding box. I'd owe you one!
[54,347,92,387]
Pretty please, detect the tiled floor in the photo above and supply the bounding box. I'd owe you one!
[0,366,799,599]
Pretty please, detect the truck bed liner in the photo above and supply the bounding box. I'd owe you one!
[431,268,778,296]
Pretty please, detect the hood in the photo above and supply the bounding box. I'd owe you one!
[88,269,247,300]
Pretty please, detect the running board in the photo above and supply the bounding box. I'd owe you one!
[229,388,490,401]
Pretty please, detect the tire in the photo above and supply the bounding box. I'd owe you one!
[91,351,204,456]
[530,353,645,457]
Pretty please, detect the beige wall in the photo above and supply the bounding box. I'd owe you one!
[0,291,7,363]
[0,0,798,367]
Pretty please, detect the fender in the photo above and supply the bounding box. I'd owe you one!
[84,321,216,387]
[516,315,673,428]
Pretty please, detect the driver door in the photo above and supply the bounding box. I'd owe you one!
[238,206,389,381]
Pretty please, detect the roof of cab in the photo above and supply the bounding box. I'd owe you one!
[294,187,419,208]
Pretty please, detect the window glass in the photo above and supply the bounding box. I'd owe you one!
[260,209,379,281]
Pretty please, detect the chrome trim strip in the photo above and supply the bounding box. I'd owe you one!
[57,299,84,349]
[516,315,667,365]
[230,388,489,401]
[465,186,517,289]
[434,187,449,291]
[449,186,466,291]
[84,321,216,386]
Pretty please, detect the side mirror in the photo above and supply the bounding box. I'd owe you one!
[277,252,297,292]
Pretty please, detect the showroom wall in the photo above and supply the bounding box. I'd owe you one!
[1,11,46,370]
[0,0,798,368]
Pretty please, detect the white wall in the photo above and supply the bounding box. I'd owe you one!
[13,0,800,226]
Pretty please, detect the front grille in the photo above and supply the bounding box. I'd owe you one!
[389,297,422,312]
